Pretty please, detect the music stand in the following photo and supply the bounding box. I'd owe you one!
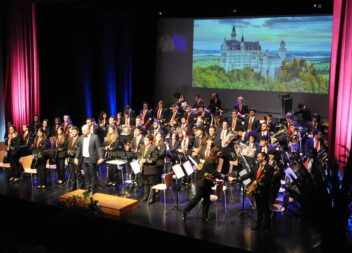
[106,159,127,196]
[166,164,185,214]
[127,160,141,194]
[233,169,255,222]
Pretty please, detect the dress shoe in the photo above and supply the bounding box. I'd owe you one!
[13,178,20,183]
[9,177,14,182]
[182,211,187,222]
[148,197,155,204]
[141,196,149,202]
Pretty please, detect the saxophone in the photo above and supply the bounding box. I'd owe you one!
[245,165,266,196]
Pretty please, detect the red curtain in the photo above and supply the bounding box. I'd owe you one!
[328,0,352,168]
[4,1,40,134]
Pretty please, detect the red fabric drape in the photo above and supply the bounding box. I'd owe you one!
[328,0,352,168]
[4,1,40,134]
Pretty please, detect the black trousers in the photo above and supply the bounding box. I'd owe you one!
[36,160,47,186]
[67,162,84,191]
[9,152,21,178]
[56,158,66,182]
[82,158,98,192]
[107,164,118,183]
[142,174,161,198]
[183,186,211,218]
[254,194,271,228]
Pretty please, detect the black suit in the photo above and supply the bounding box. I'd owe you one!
[138,145,160,199]
[75,133,104,192]
[239,163,273,229]
[67,136,84,191]
[183,159,228,219]
[244,117,260,132]
[234,103,249,116]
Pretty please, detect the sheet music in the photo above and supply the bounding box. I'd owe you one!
[182,161,194,176]
[239,169,248,177]
[172,164,185,179]
[284,167,297,180]
[243,178,251,186]
[187,155,198,166]
[130,160,141,174]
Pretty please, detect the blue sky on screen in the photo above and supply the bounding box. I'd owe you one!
[194,16,332,52]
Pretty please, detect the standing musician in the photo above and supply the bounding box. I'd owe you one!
[54,126,68,185]
[236,152,273,231]
[138,135,159,202]
[182,146,235,222]
[104,126,119,186]
[5,125,21,183]
[67,126,83,191]
[140,102,153,129]
[233,96,249,119]
[32,128,49,189]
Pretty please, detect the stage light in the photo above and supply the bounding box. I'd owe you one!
[158,11,163,16]
[232,9,237,13]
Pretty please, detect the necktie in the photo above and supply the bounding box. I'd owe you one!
[248,118,253,131]
[256,165,264,180]
[239,103,242,113]
[157,109,161,119]
[304,158,310,169]
[205,147,210,158]
[232,119,236,129]
[314,140,319,150]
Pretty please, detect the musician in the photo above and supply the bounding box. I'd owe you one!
[150,120,165,138]
[208,126,216,141]
[305,129,324,155]
[131,126,144,153]
[21,124,34,155]
[122,110,135,127]
[303,147,319,173]
[140,102,153,128]
[67,126,83,191]
[104,126,119,186]
[114,113,122,128]
[167,131,179,151]
[5,125,21,183]
[258,122,270,140]
[52,117,61,137]
[244,109,260,132]
[285,113,297,135]
[177,94,188,112]
[208,92,222,115]
[184,105,196,128]
[183,147,235,222]
[42,119,51,138]
[216,120,232,148]
[154,100,167,123]
[54,127,68,185]
[178,129,190,154]
[32,115,41,134]
[124,105,136,118]
[308,113,324,136]
[138,135,159,202]
[98,111,108,129]
[63,115,73,136]
[197,105,211,127]
[199,136,214,160]
[167,104,180,127]
[236,152,273,231]
[149,133,167,203]
[229,110,243,132]
[234,96,249,119]
[193,94,204,108]
[256,136,275,156]
[264,113,278,132]
[32,128,49,189]
[74,124,104,193]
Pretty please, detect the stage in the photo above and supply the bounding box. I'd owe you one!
[0,168,322,253]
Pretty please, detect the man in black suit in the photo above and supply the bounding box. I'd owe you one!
[237,152,273,231]
[154,100,168,123]
[75,124,104,193]
[67,126,84,191]
[234,96,249,119]
[244,109,260,132]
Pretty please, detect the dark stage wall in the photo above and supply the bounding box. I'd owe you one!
[36,3,158,125]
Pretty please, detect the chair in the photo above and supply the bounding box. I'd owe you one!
[20,155,36,190]
[148,172,175,208]
[0,150,11,169]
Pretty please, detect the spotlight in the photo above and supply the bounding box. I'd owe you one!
[313,3,322,8]
[158,11,163,15]
[232,9,237,13]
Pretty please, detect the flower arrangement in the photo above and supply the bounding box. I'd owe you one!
[64,190,102,215]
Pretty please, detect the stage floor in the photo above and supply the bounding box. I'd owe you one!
[0,168,322,253]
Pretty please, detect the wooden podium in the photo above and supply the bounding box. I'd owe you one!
[59,189,139,216]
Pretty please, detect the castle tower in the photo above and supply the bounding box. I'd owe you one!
[279,40,287,60]
[240,34,244,50]
[231,25,237,40]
